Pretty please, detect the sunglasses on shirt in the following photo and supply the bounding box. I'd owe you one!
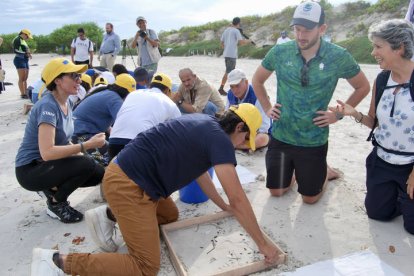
[301,62,309,87]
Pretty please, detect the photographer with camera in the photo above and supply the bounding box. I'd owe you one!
[132,16,161,72]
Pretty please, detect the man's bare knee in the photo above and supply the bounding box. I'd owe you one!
[269,188,289,197]
[302,194,321,204]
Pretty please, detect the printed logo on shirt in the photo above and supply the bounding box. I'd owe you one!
[42,111,55,117]
[319,63,324,70]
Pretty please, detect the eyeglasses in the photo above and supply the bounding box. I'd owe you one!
[301,62,309,87]
[65,72,81,81]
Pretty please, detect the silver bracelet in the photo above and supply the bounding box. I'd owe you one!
[80,142,86,153]
[355,112,363,123]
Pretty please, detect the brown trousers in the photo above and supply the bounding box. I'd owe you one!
[65,162,179,276]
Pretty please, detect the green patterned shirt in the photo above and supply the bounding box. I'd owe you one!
[262,39,360,146]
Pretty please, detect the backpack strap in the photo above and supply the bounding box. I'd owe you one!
[367,70,391,141]
[367,69,414,153]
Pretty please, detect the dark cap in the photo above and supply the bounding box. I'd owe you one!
[290,2,325,29]
[77,28,85,33]
[232,17,241,25]
[133,67,149,82]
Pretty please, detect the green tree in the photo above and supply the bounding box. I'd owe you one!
[49,22,103,51]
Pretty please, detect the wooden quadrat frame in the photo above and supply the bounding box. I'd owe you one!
[160,211,287,276]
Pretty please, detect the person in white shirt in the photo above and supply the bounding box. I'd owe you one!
[108,72,181,160]
[71,28,94,68]
[276,31,291,45]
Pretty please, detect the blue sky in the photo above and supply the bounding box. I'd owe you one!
[1,0,378,39]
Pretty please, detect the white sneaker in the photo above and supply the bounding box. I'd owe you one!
[85,205,118,252]
[31,248,64,276]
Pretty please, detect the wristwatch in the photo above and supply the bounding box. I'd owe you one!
[178,99,184,105]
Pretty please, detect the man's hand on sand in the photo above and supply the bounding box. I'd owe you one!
[259,242,280,265]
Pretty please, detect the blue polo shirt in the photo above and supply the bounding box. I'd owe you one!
[117,114,237,200]
[73,90,123,136]
[262,39,360,146]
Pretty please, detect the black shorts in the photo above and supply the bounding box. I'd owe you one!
[265,137,328,196]
[224,57,236,73]
[74,60,89,65]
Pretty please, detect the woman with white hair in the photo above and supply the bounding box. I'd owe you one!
[333,19,414,234]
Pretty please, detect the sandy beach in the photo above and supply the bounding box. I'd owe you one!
[0,53,412,275]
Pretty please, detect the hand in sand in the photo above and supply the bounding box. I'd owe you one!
[259,242,280,265]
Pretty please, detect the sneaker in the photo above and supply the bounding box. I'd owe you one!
[218,88,227,96]
[85,205,118,252]
[31,248,64,276]
[20,94,29,99]
[47,201,83,223]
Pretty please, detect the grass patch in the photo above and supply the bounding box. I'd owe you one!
[337,36,376,64]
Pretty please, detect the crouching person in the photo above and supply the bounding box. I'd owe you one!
[15,58,106,224]
[31,103,281,275]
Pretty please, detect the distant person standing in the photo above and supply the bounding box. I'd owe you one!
[276,31,291,45]
[405,0,414,23]
[13,29,33,99]
[0,37,5,94]
[98,23,121,71]
[218,17,251,96]
[132,16,161,72]
[71,28,94,68]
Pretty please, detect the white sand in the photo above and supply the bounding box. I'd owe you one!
[0,53,412,275]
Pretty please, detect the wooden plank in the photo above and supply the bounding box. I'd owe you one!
[161,226,188,276]
[162,211,232,232]
[160,211,287,276]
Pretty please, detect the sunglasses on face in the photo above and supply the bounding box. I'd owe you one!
[301,62,309,87]
[65,72,81,81]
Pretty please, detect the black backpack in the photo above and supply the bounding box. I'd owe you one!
[367,69,414,155]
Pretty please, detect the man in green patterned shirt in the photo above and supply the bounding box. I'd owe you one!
[252,1,370,204]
